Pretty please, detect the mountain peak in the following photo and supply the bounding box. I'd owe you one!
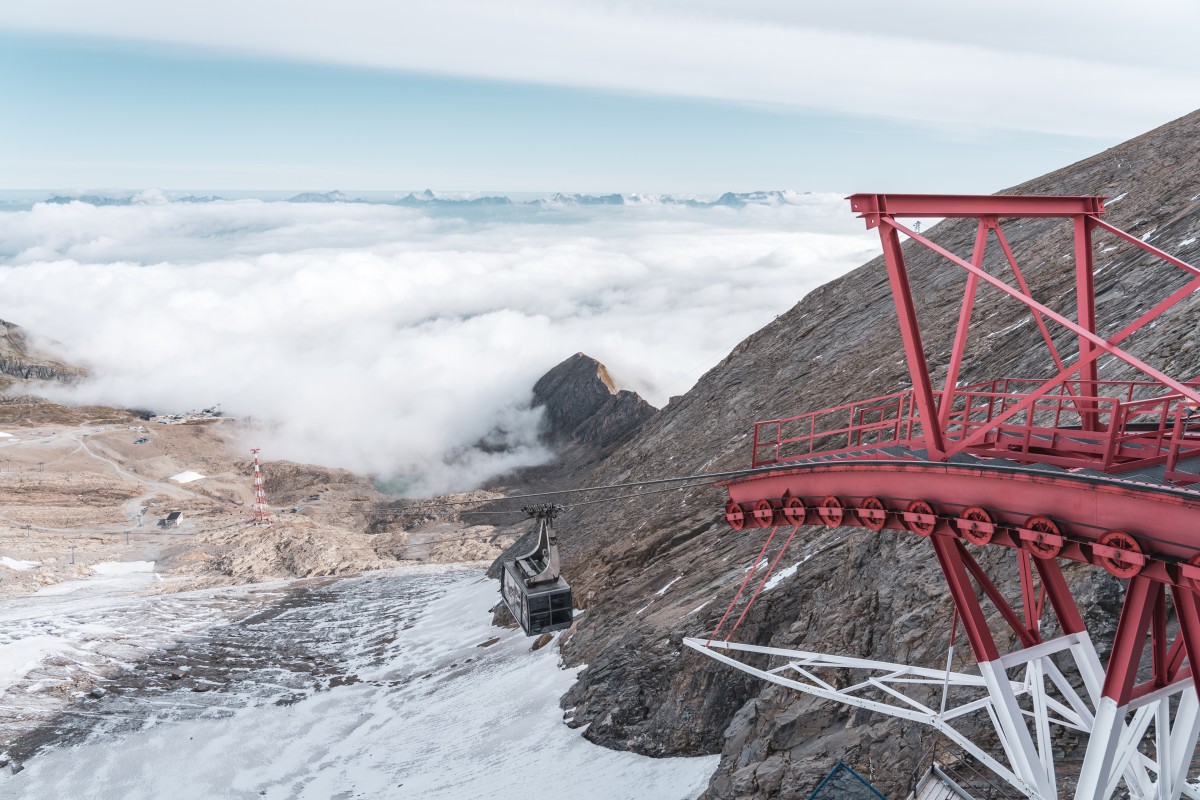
[531,354,652,448]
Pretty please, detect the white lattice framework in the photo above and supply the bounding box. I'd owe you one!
[686,633,1200,799]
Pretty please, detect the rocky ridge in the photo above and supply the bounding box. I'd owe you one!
[487,353,656,497]
[0,320,85,388]
[539,109,1200,797]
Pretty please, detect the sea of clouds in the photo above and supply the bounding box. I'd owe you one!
[0,193,879,495]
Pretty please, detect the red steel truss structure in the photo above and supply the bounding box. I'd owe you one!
[686,195,1200,799]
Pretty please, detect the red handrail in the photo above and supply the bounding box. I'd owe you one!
[751,378,1200,482]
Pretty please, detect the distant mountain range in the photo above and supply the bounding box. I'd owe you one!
[38,189,819,209]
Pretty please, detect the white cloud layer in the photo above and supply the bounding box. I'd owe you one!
[0,195,877,494]
[2,1,1197,139]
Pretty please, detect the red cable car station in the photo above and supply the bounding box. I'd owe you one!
[686,194,1200,799]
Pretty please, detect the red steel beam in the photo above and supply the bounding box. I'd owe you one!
[1099,575,1156,705]
[1032,557,1086,636]
[878,223,946,458]
[1074,215,1100,431]
[931,534,1001,662]
[849,193,1105,229]
[958,542,1040,648]
[939,218,991,429]
[1171,585,1200,695]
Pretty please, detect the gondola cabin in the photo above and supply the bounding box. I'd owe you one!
[500,564,573,636]
[500,504,573,636]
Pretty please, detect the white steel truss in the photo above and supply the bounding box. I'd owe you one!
[684,633,1200,799]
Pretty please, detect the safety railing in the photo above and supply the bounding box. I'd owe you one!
[752,378,1200,481]
[752,389,919,467]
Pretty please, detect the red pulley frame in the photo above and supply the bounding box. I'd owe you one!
[1021,515,1063,559]
[956,506,996,546]
[750,499,776,528]
[725,500,746,531]
[781,496,807,526]
[1094,530,1144,578]
[902,499,938,537]
[856,497,887,531]
[817,496,844,528]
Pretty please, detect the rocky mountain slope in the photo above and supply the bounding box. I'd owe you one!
[543,110,1200,797]
[0,320,85,388]
[486,353,656,495]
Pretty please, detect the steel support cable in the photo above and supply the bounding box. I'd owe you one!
[452,481,713,517]
[726,524,801,641]
[375,465,780,514]
[707,524,779,646]
[387,482,719,548]
[939,601,960,716]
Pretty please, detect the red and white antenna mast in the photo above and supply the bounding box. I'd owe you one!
[250,448,272,526]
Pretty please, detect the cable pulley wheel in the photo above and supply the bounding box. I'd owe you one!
[1096,530,1144,578]
[725,500,746,531]
[956,506,995,546]
[751,499,776,528]
[817,496,844,528]
[781,496,807,526]
[856,497,887,531]
[1022,516,1063,559]
[902,499,938,537]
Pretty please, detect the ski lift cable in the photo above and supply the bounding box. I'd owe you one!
[377,465,772,514]
[387,482,719,548]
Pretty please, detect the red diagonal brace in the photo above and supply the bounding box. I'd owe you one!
[1103,575,1158,705]
[1171,584,1200,696]
[930,534,1001,662]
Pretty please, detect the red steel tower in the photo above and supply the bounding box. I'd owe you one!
[689,194,1200,800]
[251,448,273,526]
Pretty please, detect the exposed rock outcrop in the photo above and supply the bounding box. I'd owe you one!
[0,320,85,386]
[489,353,656,497]
[532,353,656,452]
[543,109,1200,798]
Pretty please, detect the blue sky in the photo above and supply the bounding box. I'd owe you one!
[1,1,1197,193]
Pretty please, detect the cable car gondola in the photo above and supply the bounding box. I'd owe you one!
[500,503,573,636]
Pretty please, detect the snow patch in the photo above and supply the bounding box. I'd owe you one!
[655,576,681,596]
[987,318,1031,339]
[91,561,156,575]
[763,563,801,591]
[169,471,204,483]
[1107,192,1128,205]
[0,636,72,699]
[0,556,38,571]
[686,600,712,616]
[1180,236,1197,247]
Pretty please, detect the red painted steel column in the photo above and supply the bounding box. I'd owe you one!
[1102,575,1157,705]
[1171,585,1200,695]
[878,223,946,459]
[1074,215,1100,431]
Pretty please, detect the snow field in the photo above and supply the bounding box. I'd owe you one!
[2,568,718,799]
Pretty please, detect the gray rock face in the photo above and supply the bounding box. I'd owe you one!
[544,109,1200,798]
[531,353,656,450]
[0,320,84,385]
